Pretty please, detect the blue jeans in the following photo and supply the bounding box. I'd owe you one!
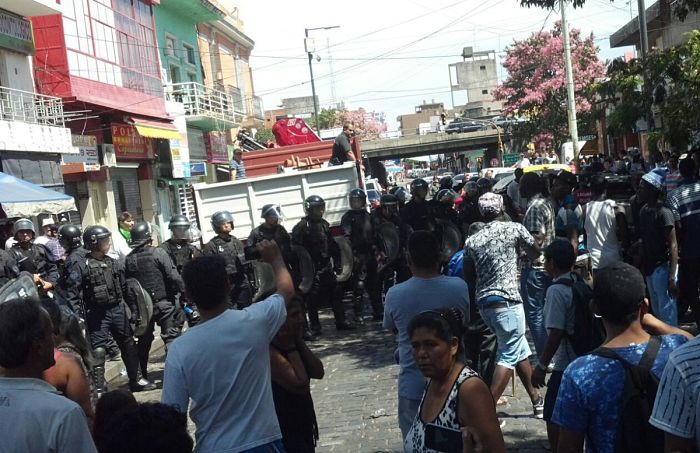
[480,302,531,369]
[520,267,551,359]
[240,440,286,452]
[646,262,678,326]
[398,396,421,441]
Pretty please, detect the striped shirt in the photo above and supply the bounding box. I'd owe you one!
[665,171,683,193]
[650,335,700,450]
[667,180,700,259]
[523,194,554,268]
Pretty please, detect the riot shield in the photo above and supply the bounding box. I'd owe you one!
[376,222,401,274]
[252,261,276,301]
[0,271,39,304]
[291,245,315,294]
[436,219,463,264]
[125,278,154,337]
[334,236,354,282]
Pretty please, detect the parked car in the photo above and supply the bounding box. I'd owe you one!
[445,118,485,134]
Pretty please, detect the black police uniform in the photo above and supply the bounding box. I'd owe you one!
[247,223,292,258]
[64,253,140,385]
[202,235,253,309]
[125,244,185,380]
[159,239,201,325]
[56,246,89,312]
[291,216,346,332]
[432,201,461,230]
[340,209,381,321]
[0,248,20,287]
[10,242,60,288]
[370,207,411,289]
[400,199,436,233]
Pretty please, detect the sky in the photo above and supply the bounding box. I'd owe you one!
[231,0,639,131]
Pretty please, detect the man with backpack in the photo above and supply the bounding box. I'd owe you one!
[552,262,688,452]
[531,239,592,450]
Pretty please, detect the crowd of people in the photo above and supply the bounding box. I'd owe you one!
[3,145,700,452]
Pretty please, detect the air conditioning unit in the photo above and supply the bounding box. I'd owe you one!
[98,144,116,167]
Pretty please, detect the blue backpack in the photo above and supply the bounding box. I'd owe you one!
[446,250,464,277]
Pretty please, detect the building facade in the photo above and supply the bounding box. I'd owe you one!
[0,0,78,220]
[448,48,503,119]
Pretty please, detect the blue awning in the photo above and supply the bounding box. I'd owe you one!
[0,172,76,218]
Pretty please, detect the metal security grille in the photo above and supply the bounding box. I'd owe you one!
[110,168,142,219]
[177,183,196,222]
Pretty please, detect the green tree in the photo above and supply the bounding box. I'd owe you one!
[519,0,700,21]
[306,108,338,130]
[255,127,275,144]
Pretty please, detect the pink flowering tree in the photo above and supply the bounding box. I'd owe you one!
[334,108,387,141]
[494,21,605,152]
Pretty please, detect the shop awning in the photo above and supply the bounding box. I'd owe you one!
[0,172,77,218]
[128,117,180,140]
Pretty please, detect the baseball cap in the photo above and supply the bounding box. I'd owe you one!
[593,262,646,323]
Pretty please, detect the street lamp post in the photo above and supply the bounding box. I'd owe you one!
[305,26,339,136]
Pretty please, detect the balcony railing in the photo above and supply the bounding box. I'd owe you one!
[0,86,65,127]
[166,82,236,124]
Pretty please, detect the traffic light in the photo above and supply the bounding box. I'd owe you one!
[440,113,447,126]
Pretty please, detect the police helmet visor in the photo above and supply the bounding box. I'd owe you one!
[171,225,189,240]
[382,204,398,217]
[98,237,111,253]
[308,204,325,218]
[262,205,283,220]
[350,198,364,210]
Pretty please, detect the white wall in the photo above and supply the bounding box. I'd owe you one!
[0,49,34,92]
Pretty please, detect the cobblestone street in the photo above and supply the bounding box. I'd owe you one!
[113,309,550,452]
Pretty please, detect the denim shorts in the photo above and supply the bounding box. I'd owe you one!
[479,301,531,369]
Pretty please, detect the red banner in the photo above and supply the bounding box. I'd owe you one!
[206,131,229,164]
[112,124,153,160]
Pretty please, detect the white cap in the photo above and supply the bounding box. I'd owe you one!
[41,218,55,228]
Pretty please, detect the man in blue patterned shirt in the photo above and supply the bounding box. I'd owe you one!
[552,262,688,453]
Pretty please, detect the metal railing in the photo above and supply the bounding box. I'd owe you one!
[0,86,65,127]
[166,81,236,123]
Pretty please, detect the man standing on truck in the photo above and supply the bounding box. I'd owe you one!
[292,195,354,335]
[202,210,253,309]
[229,149,246,180]
[330,123,356,165]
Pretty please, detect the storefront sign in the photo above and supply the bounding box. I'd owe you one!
[205,132,228,164]
[64,135,100,171]
[169,139,191,179]
[189,162,207,177]
[112,124,153,160]
[0,11,34,55]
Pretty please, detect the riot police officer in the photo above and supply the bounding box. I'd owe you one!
[292,195,353,334]
[64,225,150,392]
[401,178,435,233]
[127,221,185,382]
[458,181,481,233]
[58,224,87,266]
[371,193,411,296]
[202,210,252,308]
[10,218,59,296]
[0,248,19,287]
[389,186,408,210]
[160,215,201,325]
[340,189,380,323]
[432,189,460,228]
[248,204,292,259]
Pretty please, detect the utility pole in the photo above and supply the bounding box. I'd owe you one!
[560,0,580,165]
[305,26,340,136]
[637,0,649,57]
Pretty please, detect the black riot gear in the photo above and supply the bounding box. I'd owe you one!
[439,176,453,190]
[464,181,479,200]
[261,204,283,220]
[58,224,82,251]
[130,221,153,248]
[389,186,408,205]
[0,249,20,287]
[168,215,191,241]
[13,218,35,237]
[304,195,326,219]
[202,234,252,308]
[410,178,429,200]
[437,189,458,204]
[83,226,111,252]
[476,177,493,196]
[349,188,367,211]
[211,210,235,233]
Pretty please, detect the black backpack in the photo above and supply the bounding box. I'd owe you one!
[592,336,664,453]
[552,273,605,356]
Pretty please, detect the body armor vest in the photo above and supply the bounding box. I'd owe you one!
[161,240,194,274]
[342,211,374,252]
[305,219,331,264]
[85,256,121,308]
[11,245,40,274]
[125,247,168,302]
[208,236,244,280]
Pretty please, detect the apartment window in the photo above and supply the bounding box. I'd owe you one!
[169,65,180,84]
[482,89,488,95]
[187,72,196,82]
[480,65,486,70]
[165,36,176,56]
[183,43,196,65]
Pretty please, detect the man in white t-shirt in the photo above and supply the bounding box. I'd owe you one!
[0,298,97,452]
[162,240,295,453]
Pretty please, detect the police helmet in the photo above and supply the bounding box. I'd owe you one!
[476,178,493,196]
[439,176,453,190]
[464,181,479,199]
[130,221,152,248]
[261,204,283,220]
[389,186,408,204]
[303,195,325,215]
[83,225,111,252]
[410,178,429,193]
[380,194,398,206]
[211,210,234,233]
[58,224,82,250]
[349,188,366,210]
[13,218,35,237]
[168,215,190,229]
[437,189,458,203]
